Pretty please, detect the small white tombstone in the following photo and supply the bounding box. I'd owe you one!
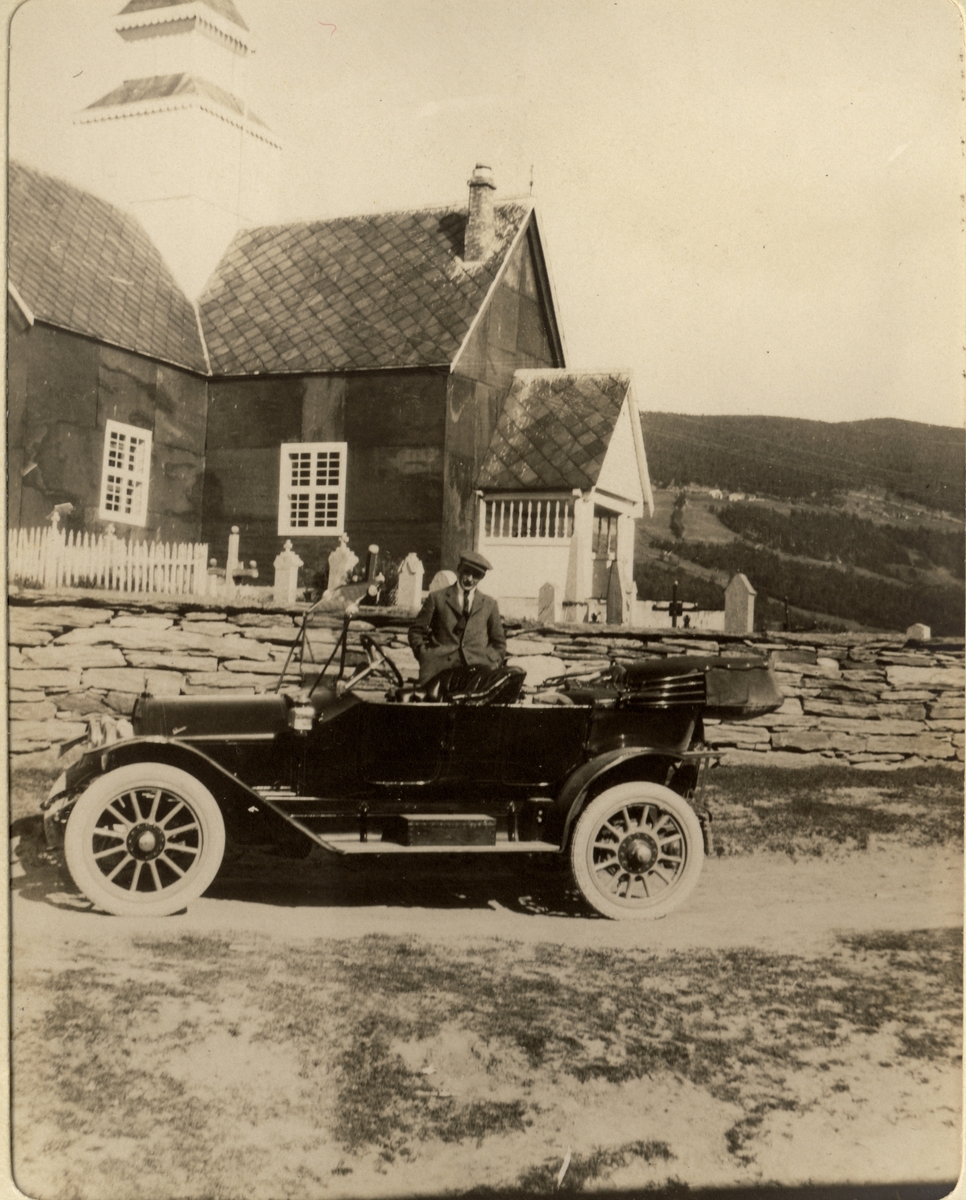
[395,553,424,609]
[328,533,358,591]
[273,541,303,607]
[428,570,457,593]
[538,582,560,626]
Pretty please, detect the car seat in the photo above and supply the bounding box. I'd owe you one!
[396,664,526,705]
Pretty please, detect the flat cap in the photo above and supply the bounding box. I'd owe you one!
[457,550,493,574]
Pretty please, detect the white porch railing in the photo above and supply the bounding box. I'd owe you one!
[8,523,210,596]
[482,497,574,542]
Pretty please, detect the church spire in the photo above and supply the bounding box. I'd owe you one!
[72,0,281,297]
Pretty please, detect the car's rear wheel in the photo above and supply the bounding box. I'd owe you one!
[569,782,704,920]
[64,763,225,917]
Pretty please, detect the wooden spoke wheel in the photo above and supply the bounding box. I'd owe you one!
[64,763,226,917]
[569,782,704,920]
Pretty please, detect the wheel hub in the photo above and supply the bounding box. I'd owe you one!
[127,823,166,862]
[617,831,659,872]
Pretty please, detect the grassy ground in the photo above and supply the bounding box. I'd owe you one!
[10,762,963,1196]
[702,764,964,857]
[13,927,962,1196]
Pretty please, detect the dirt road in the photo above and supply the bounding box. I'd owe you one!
[10,843,963,1198]
[14,839,962,954]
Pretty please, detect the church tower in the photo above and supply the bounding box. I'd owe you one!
[73,0,282,298]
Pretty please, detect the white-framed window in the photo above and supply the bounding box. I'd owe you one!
[278,442,347,536]
[98,419,152,526]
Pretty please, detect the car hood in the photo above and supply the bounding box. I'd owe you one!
[133,693,295,740]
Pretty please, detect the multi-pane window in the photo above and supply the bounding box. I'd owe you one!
[98,420,152,526]
[278,443,347,536]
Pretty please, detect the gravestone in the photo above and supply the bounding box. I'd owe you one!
[724,573,756,635]
[273,541,303,607]
[606,560,630,625]
[395,553,424,609]
[428,570,457,593]
[538,582,560,625]
[327,533,358,592]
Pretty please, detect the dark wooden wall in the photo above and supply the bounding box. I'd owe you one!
[442,222,563,567]
[6,313,207,542]
[204,370,447,586]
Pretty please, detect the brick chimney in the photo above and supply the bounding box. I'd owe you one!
[464,164,496,262]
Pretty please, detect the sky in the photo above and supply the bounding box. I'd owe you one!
[5,0,965,428]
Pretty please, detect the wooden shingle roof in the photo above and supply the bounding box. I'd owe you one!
[199,203,531,374]
[7,161,208,372]
[8,162,536,378]
[477,370,634,491]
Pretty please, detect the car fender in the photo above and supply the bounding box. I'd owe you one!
[548,748,682,847]
[43,736,309,853]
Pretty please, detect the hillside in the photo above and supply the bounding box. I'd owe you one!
[639,414,964,515]
[634,488,965,636]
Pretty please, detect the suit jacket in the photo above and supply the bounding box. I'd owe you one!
[408,584,507,684]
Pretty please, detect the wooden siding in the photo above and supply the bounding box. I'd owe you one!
[344,371,447,580]
[202,376,308,577]
[443,225,562,568]
[202,369,448,587]
[7,319,207,541]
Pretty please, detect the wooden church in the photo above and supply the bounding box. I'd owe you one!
[7,0,653,612]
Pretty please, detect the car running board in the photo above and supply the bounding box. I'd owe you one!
[252,790,559,856]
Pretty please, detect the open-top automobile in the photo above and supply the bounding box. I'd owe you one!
[42,604,783,920]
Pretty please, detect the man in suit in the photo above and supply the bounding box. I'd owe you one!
[408,551,507,685]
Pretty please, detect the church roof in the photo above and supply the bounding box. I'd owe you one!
[7,162,537,379]
[477,371,634,491]
[86,73,268,128]
[199,203,532,374]
[7,161,208,372]
[118,0,249,31]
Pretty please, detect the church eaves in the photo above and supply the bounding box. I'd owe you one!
[85,73,270,131]
[118,0,249,32]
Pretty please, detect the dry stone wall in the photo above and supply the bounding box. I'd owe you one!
[8,596,963,772]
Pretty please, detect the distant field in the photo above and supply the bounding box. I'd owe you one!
[634,487,965,633]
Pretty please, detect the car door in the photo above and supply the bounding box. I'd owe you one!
[358,702,451,785]
[499,706,590,787]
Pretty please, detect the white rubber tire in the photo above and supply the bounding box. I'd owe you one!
[64,763,226,917]
[569,782,704,920]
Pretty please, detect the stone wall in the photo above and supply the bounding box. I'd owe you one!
[9,595,963,773]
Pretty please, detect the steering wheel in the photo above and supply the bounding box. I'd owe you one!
[354,634,404,689]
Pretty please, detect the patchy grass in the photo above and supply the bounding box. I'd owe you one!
[704,764,964,856]
[511,1140,676,1194]
[9,766,62,823]
[14,927,961,1194]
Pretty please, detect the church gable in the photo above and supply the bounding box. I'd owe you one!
[451,214,564,382]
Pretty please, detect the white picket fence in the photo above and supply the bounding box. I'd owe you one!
[8,525,211,596]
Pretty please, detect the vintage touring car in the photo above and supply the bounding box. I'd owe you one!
[42,606,783,920]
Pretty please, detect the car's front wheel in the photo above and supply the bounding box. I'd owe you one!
[569,782,704,920]
[63,763,226,917]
